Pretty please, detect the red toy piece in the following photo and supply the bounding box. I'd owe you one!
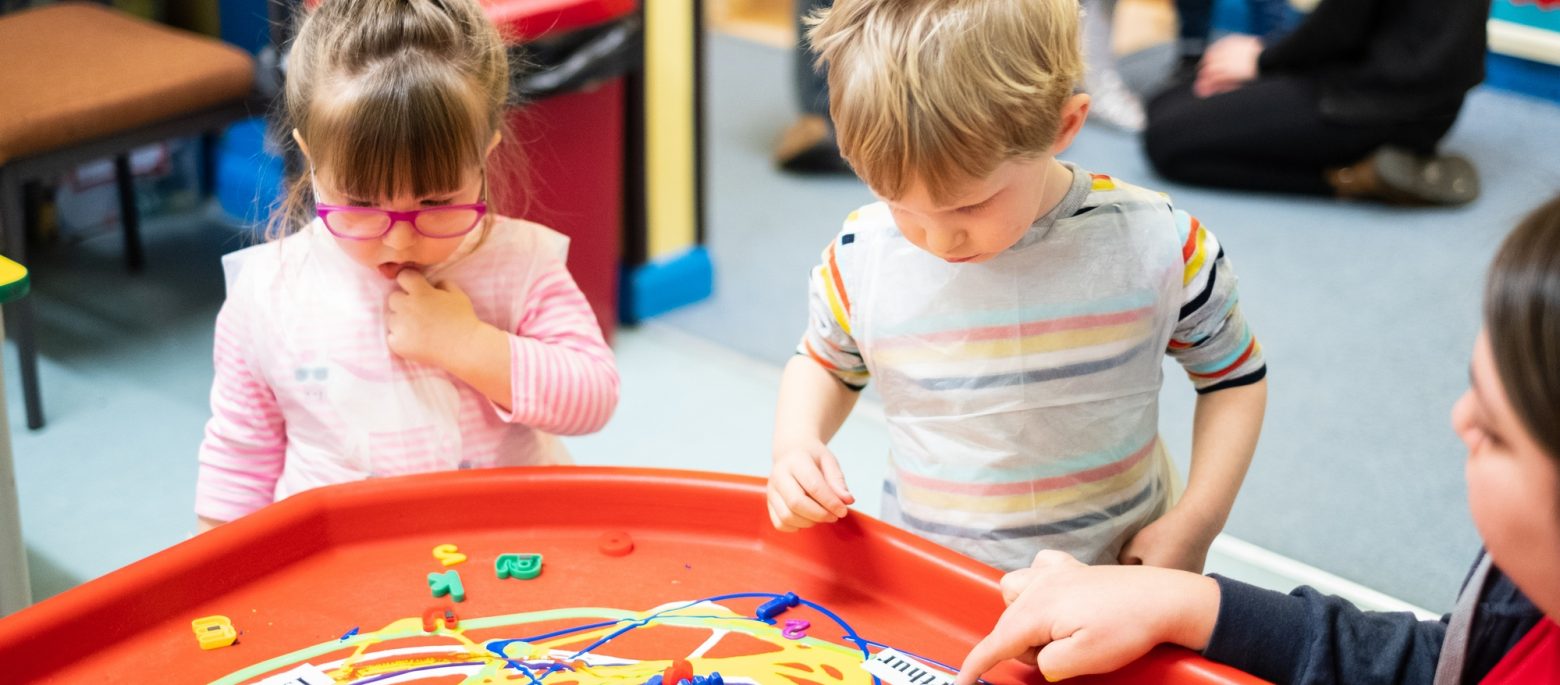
[662,658,694,685]
[421,606,458,632]
[598,530,634,557]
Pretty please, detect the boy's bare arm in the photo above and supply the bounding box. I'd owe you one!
[1121,378,1267,570]
[1181,377,1267,530]
[774,356,860,452]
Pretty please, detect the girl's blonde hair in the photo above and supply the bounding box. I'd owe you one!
[808,0,1084,204]
[268,0,517,240]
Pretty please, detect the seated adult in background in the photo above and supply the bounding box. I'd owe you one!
[773,0,852,174]
[1169,0,1298,75]
[1143,0,1490,205]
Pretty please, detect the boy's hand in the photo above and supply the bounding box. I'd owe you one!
[1118,507,1218,572]
[767,442,855,531]
[955,551,1220,684]
[386,270,484,368]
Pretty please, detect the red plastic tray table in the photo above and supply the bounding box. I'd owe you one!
[0,467,1267,684]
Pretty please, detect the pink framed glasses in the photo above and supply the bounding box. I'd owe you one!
[312,171,488,240]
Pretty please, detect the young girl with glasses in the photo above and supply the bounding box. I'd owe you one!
[194,0,619,531]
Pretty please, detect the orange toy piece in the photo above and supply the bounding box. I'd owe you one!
[662,658,694,685]
[421,606,458,632]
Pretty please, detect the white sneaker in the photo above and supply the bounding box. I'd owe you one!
[1085,68,1146,133]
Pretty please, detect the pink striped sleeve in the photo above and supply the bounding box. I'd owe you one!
[195,299,287,521]
[499,260,620,435]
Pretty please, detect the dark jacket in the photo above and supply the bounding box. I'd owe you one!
[1202,553,1543,684]
[1257,0,1491,124]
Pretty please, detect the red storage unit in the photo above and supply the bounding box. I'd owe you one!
[483,0,635,34]
[0,468,1267,684]
[485,0,638,340]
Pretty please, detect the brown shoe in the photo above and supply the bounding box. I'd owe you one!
[774,115,852,174]
[1326,146,1480,206]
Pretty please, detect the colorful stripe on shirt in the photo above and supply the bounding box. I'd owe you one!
[820,241,853,336]
[798,233,870,388]
[1181,214,1211,286]
[886,476,1159,540]
[871,292,1159,391]
[1168,209,1266,393]
[893,435,1158,513]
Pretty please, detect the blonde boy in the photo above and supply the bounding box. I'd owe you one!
[767,0,1269,572]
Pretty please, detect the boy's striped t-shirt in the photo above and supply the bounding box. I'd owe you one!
[799,166,1265,570]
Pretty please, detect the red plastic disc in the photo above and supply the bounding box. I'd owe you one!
[598,530,634,557]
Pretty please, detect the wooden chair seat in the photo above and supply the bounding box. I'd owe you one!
[0,2,255,165]
[0,2,258,430]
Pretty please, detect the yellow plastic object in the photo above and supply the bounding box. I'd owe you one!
[431,543,467,566]
[644,0,697,260]
[191,615,237,650]
[0,257,28,305]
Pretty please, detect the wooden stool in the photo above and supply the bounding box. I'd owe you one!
[0,3,257,429]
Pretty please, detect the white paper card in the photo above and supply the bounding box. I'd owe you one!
[253,663,334,685]
[862,648,955,685]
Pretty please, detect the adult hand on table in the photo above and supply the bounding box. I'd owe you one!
[1194,34,1263,99]
[955,551,1221,683]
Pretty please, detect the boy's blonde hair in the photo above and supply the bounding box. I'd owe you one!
[808,0,1084,204]
[270,0,518,240]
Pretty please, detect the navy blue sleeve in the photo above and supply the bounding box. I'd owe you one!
[1202,574,1448,684]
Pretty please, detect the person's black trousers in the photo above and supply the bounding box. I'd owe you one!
[1144,77,1457,195]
